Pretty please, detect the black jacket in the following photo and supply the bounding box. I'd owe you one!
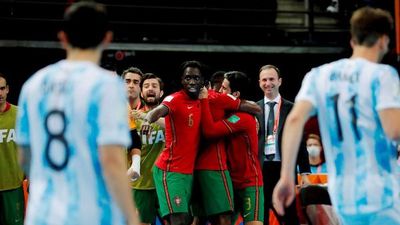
[255,97,310,174]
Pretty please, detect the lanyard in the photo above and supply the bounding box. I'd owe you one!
[271,98,282,134]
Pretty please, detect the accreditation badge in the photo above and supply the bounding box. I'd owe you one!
[265,134,276,155]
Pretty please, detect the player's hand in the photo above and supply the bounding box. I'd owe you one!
[127,167,140,181]
[245,100,262,114]
[127,215,140,225]
[131,110,144,120]
[272,177,296,216]
[300,174,311,187]
[199,87,208,99]
[127,154,141,181]
[140,120,152,136]
[127,209,140,225]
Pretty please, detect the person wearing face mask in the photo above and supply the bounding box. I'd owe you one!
[273,7,400,225]
[306,134,327,174]
[302,133,339,225]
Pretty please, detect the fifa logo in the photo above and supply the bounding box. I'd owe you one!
[141,130,165,145]
[0,129,16,143]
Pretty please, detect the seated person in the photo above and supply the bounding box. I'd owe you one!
[301,134,341,225]
[306,134,327,174]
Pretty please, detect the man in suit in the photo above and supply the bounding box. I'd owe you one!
[256,65,310,225]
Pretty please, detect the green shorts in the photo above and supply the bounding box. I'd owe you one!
[234,186,264,223]
[194,170,234,216]
[133,189,158,223]
[153,166,193,218]
[0,186,24,225]
[191,182,206,218]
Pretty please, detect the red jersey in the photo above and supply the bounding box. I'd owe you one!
[195,90,240,170]
[155,90,201,174]
[201,98,262,189]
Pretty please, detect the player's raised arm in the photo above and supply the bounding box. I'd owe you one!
[141,104,169,136]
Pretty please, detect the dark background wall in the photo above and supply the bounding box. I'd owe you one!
[3,46,400,106]
[1,47,353,105]
[2,45,399,106]
[1,0,398,105]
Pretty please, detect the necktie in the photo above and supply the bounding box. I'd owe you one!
[266,101,276,161]
[266,101,276,135]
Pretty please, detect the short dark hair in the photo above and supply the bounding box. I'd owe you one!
[121,67,143,79]
[224,71,250,99]
[259,65,281,78]
[140,73,164,91]
[0,72,7,85]
[210,71,225,89]
[180,60,204,77]
[350,6,393,47]
[0,72,7,80]
[63,1,109,49]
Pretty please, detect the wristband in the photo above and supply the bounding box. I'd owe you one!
[131,154,141,174]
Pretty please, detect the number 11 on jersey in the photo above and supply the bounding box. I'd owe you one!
[329,93,361,143]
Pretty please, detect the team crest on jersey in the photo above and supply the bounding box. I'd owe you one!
[227,115,240,123]
[174,196,182,206]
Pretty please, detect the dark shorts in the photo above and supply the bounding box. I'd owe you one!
[0,186,24,225]
[133,189,158,223]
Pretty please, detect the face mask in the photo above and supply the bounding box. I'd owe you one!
[307,146,321,157]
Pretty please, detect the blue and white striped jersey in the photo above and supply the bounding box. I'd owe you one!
[16,60,131,225]
[296,58,400,215]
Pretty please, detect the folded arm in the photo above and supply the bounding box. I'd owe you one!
[238,100,262,115]
[200,98,233,139]
[141,104,169,136]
